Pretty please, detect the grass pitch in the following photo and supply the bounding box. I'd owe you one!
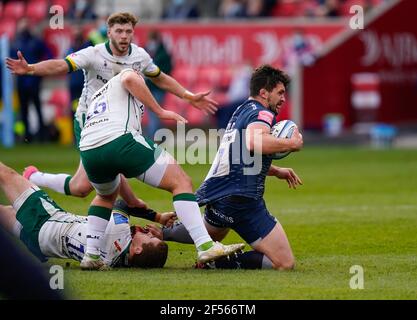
[1,144,416,300]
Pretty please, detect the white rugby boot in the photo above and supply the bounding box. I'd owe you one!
[197,242,245,263]
[80,253,111,271]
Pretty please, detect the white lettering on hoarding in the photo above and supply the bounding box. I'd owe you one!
[360,31,417,67]
[164,34,242,66]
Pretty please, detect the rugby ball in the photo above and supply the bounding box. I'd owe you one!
[270,120,297,160]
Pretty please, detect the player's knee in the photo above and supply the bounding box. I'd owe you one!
[0,164,18,182]
[273,257,295,271]
[70,180,93,198]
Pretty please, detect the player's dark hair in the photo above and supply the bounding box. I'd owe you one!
[129,242,168,268]
[107,12,138,28]
[250,65,290,97]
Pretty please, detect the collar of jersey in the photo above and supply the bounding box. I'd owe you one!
[120,240,132,267]
[105,41,132,56]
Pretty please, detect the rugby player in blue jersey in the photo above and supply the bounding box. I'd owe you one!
[138,65,304,270]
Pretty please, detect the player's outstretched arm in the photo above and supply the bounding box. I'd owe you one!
[6,51,69,76]
[148,72,218,115]
[121,70,187,123]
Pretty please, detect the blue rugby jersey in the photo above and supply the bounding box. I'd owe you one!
[196,99,276,205]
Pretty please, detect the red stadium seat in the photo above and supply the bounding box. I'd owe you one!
[3,1,25,20]
[185,107,208,126]
[218,66,233,90]
[340,0,365,16]
[198,66,221,87]
[271,0,300,17]
[0,19,16,40]
[50,0,72,14]
[171,66,197,88]
[164,94,187,112]
[48,89,71,118]
[26,0,48,24]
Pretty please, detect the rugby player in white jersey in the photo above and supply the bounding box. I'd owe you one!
[76,65,243,269]
[6,12,218,201]
[0,161,176,269]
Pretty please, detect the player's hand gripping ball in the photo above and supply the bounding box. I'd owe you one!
[270,120,298,160]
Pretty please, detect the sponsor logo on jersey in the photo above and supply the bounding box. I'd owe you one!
[257,111,274,125]
[113,212,129,225]
[97,74,108,84]
[114,241,122,252]
[132,62,141,73]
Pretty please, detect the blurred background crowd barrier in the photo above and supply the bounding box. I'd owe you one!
[0,0,416,148]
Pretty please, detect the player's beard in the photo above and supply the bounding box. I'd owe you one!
[110,39,130,55]
[268,97,280,114]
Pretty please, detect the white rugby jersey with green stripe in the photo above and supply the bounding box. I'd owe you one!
[65,41,160,120]
[40,210,131,267]
[79,68,145,151]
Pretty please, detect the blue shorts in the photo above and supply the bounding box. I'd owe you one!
[204,196,277,245]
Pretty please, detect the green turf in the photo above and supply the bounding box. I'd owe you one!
[1,144,416,299]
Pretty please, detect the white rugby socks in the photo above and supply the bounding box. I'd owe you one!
[173,193,213,250]
[85,206,112,256]
[30,171,71,195]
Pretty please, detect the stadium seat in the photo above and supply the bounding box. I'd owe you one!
[271,0,300,17]
[0,19,16,40]
[160,94,187,126]
[185,107,210,126]
[218,66,233,90]
[48,89,70,118]
[212,92,228,106]
[3,1,25,20]
[164,94,187,112]
[171,66,197,88]
[339,0,383,16]
[26,0,48,24]
[340,0,365,16]
[50,0,72,14]
[198,66,221,87]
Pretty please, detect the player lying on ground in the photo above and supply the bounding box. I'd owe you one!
[7,12,218,199]
[0,161,176,269]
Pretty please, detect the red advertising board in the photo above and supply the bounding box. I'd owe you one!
[43,21,344,67]
[303,0,417,129]
[134,22,344,68]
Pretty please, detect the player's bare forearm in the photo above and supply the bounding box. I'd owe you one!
[246,124,302,154]
[6,51,68,76]
[31,59,69,76]
[267,165,280,176]
[148,72,187,99]
[149,72,218,114]
[122,71,186,123]
[118,175,141,208]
